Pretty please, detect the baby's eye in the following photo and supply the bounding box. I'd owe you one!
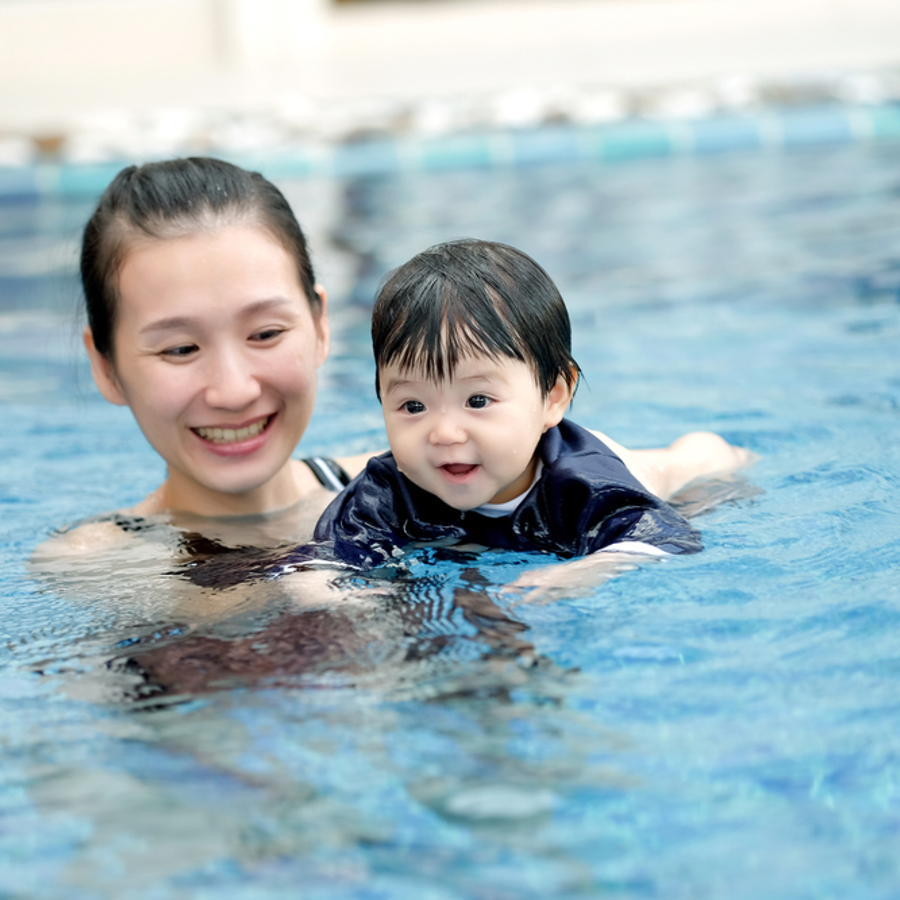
[467,394,491,409]
[161,344,198,359]
[402,400,426,415]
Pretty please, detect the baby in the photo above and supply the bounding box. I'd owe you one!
[315,239,703,568]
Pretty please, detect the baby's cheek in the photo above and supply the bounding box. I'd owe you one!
[392,455,420,484]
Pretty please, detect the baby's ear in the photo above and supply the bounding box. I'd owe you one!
[543,373,576,430]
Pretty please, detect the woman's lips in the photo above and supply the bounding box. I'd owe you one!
[193,415,272,445]
[191,415,276,457]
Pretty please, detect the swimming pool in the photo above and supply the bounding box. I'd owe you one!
[2,130,900,897]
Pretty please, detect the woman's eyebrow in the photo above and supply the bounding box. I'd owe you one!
[139,314,196,336]
[237,297,296,318]
[138,297,295,335]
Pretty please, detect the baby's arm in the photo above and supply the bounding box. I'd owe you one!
[591,430,755,501]
[505,431,754,603]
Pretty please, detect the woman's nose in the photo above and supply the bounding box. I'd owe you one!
[203,350,262,410]
[428,411,466,445]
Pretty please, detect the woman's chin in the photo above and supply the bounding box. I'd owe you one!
[165,457,297,515]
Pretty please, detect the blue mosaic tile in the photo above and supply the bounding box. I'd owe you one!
[330,138,402,177]
[690,115,763,154]
[868,104,900,139]
[508,126,586,166]
[236,149,325,180]
[53,162,128,198]
[598,120,675,161]
[776,105,856,146]
[0,166,41,200]
[417,132,499,170]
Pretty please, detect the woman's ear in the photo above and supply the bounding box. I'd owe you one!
[313,284,330,367]
[83,327,127,406]
[542,371,577,431]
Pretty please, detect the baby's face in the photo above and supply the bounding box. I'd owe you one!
[379,354,569,510]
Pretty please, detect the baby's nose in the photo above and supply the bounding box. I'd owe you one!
[428,411,466,445]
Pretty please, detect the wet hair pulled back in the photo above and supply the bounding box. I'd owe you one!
[81,157,319,359]
[372,239,581,400]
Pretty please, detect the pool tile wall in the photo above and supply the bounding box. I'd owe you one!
[1,103,899,201]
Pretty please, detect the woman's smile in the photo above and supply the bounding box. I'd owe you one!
[192,414,273,446]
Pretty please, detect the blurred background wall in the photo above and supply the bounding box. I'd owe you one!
[2,0,900,144]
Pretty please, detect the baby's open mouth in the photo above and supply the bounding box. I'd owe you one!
[194,416,272,445]
[442,463,478,476]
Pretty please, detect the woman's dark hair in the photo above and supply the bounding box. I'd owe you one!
[81,157,319,359]
[372,239,580,399]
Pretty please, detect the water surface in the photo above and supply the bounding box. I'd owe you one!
[1,139,899,898]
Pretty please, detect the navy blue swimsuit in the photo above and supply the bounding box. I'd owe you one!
[314,420,701,569]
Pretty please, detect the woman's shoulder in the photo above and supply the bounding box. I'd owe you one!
[30,508,163,561]
[31,453,378,563]
[332,451,377,480]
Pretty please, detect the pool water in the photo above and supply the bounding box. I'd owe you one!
[2,137,900,898]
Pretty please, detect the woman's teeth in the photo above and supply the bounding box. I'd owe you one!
[195,417,269,444]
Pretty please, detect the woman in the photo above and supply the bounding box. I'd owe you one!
[39,157,749,562]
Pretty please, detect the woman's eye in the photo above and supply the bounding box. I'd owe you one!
[161,344,198,359]
[402,400,426,415]
[467,394,491,409]
[252,327,285,342]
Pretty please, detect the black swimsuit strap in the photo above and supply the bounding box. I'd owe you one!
[99,512,153,533]
[301,457,352,492]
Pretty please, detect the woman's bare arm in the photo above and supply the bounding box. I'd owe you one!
[30,519,133,560]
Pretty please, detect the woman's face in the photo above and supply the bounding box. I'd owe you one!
[85,224,329,515]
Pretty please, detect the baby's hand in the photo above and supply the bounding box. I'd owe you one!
[502,550,651,606]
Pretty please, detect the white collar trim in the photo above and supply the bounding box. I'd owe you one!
[472,460,543,518]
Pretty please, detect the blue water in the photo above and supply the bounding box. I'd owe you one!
[2,137,900,898]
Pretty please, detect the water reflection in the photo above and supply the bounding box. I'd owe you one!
[112,562,544,703]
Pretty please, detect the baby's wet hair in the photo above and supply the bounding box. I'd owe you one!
[81,157,319,360]
[372,239,581,400]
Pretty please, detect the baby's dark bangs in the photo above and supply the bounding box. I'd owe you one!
[387,282,527,383]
